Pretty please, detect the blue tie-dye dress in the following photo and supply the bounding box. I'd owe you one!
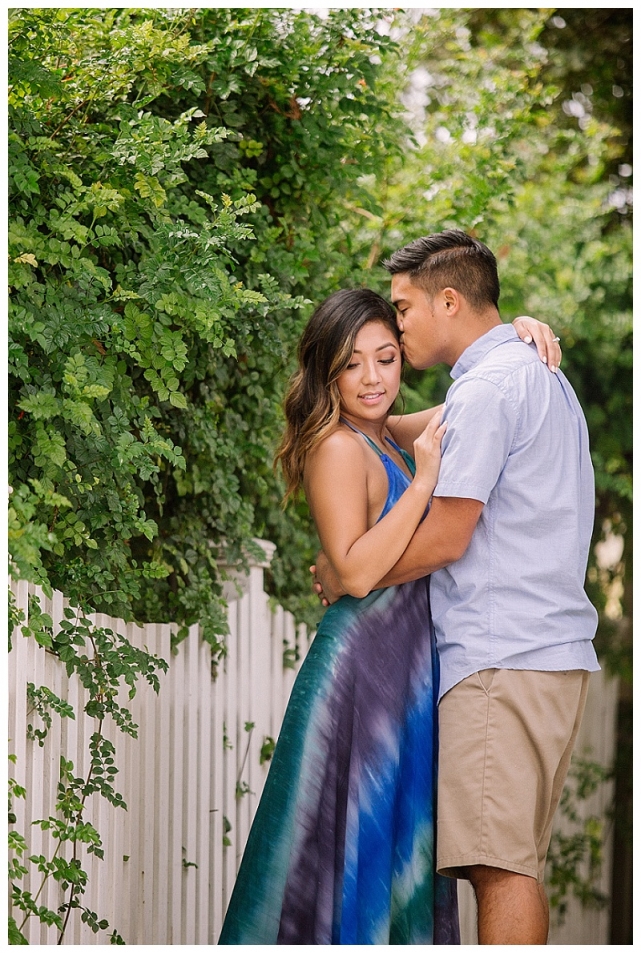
[218,426,460,945]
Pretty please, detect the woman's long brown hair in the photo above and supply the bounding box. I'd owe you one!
[275,288,400,502]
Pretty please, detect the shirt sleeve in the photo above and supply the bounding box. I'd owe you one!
[433,375,518,504]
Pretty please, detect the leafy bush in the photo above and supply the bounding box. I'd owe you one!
[8,8,405,648]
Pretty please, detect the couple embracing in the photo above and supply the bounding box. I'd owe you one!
[219,230,599,945]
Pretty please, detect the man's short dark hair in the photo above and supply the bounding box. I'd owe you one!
[383,229,500,312]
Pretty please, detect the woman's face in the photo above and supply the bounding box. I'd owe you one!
[336,320,402,425]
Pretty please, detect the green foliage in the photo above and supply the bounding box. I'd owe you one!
[546,757,612,921]
[26,683,75,746]
[536,10,632,176]
[222,815,232,848]
[235,719,255,801]
[8,917,29,945]
[260,736,276,765]
[9,7,406,645]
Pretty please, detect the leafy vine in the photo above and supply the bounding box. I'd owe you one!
[9,590,168,944]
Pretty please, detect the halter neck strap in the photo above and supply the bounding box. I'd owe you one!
[339,417,416,476]
[340,417,384,458]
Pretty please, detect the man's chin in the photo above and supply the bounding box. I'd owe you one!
[404,352,429,370]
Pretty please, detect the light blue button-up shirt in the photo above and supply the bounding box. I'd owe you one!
[431,324,600,700]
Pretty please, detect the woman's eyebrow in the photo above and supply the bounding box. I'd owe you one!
[351,342,398,354]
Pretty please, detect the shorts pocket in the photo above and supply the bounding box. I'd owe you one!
[477,668,497,694]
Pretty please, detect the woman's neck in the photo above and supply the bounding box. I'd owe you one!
[339,411,389,445]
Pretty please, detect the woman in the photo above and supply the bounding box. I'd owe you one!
[219,289,553,945]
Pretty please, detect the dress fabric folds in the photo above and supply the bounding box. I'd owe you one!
[218,432,459,945]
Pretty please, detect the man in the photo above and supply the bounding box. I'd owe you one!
[313,230,599,944]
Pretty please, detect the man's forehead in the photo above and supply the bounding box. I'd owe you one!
[391,272,420,305]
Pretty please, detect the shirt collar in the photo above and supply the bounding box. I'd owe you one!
[450,323,519,380]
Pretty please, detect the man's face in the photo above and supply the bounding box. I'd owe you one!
[390,272,449,370]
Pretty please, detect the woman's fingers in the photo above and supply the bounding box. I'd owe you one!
[513,316,562,372]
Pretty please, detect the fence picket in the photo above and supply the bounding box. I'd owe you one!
[196,627,212,944]
[210,633,226,937]
[270,604,285,736]
[153,623,172,944]
[98,613,124,945]
[26,594,48,945]
[236,578,252,862]
[222,596,239,913]
[182,624,200,945]
[169,628,185,944]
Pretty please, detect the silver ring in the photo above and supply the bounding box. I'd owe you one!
[552,336,561,343]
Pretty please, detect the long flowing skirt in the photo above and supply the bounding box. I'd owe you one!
[218,578,460,944]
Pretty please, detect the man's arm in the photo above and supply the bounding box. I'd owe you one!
[377,496,484,586]
[312,496,484,604]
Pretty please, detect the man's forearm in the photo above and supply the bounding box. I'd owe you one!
[375,497,484,588]
[375,517,451,587]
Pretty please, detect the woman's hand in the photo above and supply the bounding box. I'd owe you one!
[412,409,447,495]
[310,553,343,607]
[513,316,562,372]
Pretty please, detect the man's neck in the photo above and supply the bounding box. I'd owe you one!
[448,308,501,366]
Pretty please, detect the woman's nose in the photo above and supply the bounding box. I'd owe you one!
[361,361,380,384]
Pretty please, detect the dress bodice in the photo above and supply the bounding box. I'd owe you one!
[340,418,416,522]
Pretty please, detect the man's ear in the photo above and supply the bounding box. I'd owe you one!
[440,286,462,317]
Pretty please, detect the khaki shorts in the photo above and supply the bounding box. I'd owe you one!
[436,668,590,882]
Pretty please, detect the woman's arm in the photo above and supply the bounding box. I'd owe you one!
[304,414,445,599]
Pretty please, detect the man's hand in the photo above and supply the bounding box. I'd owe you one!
[310,551,346,606]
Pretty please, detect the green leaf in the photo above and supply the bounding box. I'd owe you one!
[134,173,167,208]
[8,916,29,944]
[168,391,187,409]
[18,392,60,420]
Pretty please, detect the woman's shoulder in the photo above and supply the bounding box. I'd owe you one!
[304,425,369,486]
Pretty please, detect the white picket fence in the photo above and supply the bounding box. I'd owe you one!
[8,542,617,945]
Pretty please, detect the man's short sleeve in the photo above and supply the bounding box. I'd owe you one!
[433,375,518,504]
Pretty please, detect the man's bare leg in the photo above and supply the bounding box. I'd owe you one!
[466,865,549,944]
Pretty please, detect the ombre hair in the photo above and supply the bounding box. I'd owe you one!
[275,288,400,501]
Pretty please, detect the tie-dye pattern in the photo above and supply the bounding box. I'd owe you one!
[219,436,460,945]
